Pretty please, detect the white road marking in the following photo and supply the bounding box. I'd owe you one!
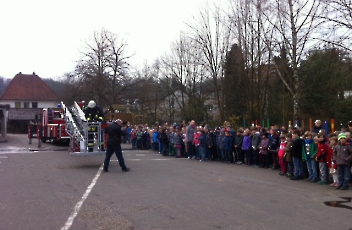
[110,159,172,161]
[60,164,103,230]
[0,156,8,158]
[61,155,173,229]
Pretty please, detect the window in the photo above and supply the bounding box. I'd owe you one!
[32,102,38,108]
[15,102,21,108]
[23,102,29,108]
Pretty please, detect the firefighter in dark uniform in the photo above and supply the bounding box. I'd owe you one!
[84,100,104,152]
[103,119,130,172]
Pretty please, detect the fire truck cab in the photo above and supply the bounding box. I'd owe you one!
[28,106,69,144]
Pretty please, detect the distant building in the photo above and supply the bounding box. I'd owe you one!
[0,72,60,132]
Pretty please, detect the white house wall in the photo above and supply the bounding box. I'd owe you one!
[0,100,60,109]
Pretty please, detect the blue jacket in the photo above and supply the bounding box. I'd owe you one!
[153,132,159,143]
[224,136,233,151]
[198,134,207,148]
[242,135,251,150]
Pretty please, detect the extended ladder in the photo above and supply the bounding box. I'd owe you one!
[61,101,105,156]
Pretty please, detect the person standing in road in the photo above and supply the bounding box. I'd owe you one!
[103,119,130,172]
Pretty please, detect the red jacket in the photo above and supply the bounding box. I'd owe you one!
[316,142,329,163]
[193,132,200,146]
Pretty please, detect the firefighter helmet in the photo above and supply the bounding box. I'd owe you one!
[88,100,96,108]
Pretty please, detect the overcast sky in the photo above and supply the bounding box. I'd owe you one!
[0,0,214,79]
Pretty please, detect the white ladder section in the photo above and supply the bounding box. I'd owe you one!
[61,101,105,156]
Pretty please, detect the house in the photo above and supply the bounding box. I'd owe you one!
[0,72,61,133]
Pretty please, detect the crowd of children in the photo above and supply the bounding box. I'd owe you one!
[123,119,352,190]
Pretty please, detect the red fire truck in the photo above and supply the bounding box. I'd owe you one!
[28,102,107,156]
[28,106,69,145]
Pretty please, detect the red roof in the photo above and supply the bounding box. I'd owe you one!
[0,72,60,101]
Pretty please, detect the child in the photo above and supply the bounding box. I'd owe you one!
[315,133,329,185]
[251,126,261,167]
[268,128,280,169]
[234,129,244,165]
[333,133,352,190]
[153,128,159,152]
[206,128,215,160]
[242,129,252,166]
[173,128,183,158]
[182,127,187,157]
[158,128,169,156]
[278,135,287,175]
[136,129,143,149]
[224,130,233,164]
[149,129,155,151]
[328,136,338,187]
[259,132,270,168]
[219,129,226,162]
[304,132,318,182]
[131,129,137,149]
[193,127,201,160]
[284,133,293,178]
[198,130,207,162]
[168,127,176,156]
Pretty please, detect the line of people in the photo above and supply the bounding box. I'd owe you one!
[125,119,352,190]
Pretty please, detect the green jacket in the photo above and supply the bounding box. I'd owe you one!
[303,141,317,161]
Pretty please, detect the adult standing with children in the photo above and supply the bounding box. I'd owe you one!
[186,120,196,159]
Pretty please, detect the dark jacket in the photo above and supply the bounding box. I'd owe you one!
[105,122,125,145]
[198,134,207,149]
[224,136,233,152]
[333,143,352,166]
[268,134,280,152]
[158,132,168,145]
[85,106,104,121]
[312,126,321,134]
[206,132,214,148]
[234,134,244,149]
[291,138,304,159]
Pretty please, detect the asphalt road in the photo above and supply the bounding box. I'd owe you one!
[0,134,352,230]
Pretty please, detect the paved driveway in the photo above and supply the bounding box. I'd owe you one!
[0,134,351,230]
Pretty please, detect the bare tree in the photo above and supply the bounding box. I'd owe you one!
[228,0,274,123]
[260,0,323,121]
[318,0,352,51]
[160,34,207,122]
[72,29,132,109]
[186,3,235,123]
